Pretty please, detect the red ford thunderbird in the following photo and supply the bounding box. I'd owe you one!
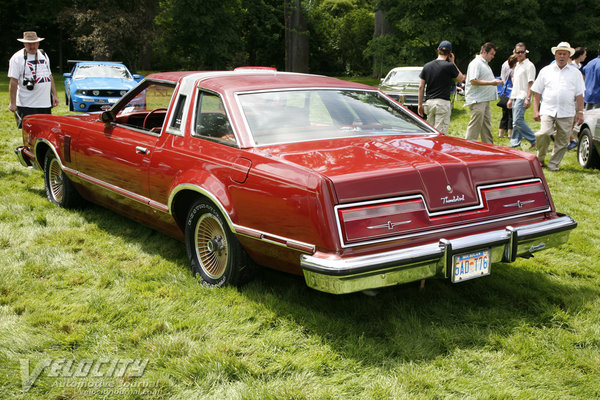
[15,69,577,294]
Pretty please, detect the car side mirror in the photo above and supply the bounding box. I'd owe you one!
[133,74,144,82]
[63,72,72,78]
[100,110,114,123]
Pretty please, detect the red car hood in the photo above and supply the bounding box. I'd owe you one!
[258,134,539,211]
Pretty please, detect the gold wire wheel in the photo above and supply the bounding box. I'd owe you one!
[194,213,229,279]
[48,158,64,203]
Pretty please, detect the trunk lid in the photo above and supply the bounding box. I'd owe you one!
[258,134,538,211]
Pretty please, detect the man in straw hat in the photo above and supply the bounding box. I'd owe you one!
[8,31,59,128]
[531,42,585,171]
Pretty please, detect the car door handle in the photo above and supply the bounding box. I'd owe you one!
[135,146,148,155]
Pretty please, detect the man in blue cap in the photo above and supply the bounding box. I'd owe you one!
[418,40,465,133]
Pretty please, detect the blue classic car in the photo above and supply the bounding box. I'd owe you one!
[63,61,143,112]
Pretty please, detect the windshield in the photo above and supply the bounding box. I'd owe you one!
[383,69,422,85]
[74,64,133,80]
[238,89,433,145]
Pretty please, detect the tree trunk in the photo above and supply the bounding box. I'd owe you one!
[284,0,309,73]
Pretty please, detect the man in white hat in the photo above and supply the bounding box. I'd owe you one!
[531,42,585,171]
[7,31,59,127]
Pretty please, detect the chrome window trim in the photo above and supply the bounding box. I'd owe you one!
[164,84,185,137]
[190,88,240,146]
[165,93,188,136]
[111,123,163,137]
[335,178,549,248]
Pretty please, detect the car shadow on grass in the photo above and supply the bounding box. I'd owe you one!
[240,261,599,365]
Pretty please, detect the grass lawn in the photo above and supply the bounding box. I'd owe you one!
[0,74,599,399]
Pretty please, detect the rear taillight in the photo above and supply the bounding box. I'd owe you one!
[336,180,551,246]
[480,181,549,217]
[339,197,427,242]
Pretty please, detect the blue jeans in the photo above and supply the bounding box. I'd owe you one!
[510,99,536,147]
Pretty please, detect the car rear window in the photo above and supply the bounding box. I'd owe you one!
[237,89,433,145]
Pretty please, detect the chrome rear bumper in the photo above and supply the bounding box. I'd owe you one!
[301,215,577,294]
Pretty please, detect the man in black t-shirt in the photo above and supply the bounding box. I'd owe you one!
[418,41,465,133]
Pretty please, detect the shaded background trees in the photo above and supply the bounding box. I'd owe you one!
[1,0,599,77]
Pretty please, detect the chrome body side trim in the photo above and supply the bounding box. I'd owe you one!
[14,149,318,255]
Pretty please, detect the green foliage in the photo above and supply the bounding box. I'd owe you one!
[363,34,402,77]
[375,0,550,71]
[3,0,600,76]
[153,0,244,70]
[0,0,72,73]
[240,0,285,69]
[374,0,600,73]
[306,0,375,75]
[58,0,159,71]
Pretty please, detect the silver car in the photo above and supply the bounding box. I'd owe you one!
[379,66,422,109]
[574,108,600,169]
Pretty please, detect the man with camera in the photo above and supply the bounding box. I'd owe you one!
[8,31,59,128]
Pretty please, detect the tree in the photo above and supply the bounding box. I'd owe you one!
[2,0,598,77]
[285,0,309,72]
[305,0,375,75]
[240,0,285,69]
[58,0,159,71]
[154,0,243,70]
[375,0,546,72]
[1,0,72,73]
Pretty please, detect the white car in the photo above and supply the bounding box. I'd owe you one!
[574,108,600,169]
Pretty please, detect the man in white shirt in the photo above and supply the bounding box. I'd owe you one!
[532,42,585,171]
[465,42,503,143]
[7,31,59,128]
[507,42,536,148]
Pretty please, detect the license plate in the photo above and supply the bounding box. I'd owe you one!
[452,250,490,282]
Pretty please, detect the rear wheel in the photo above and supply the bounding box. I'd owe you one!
[44,151,82,208]
[577,127,600,169]
[185,199,250,287]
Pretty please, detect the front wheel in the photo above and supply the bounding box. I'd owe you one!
[577,127,600,169]
[44,151,82,208]
[185,200,250,287]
